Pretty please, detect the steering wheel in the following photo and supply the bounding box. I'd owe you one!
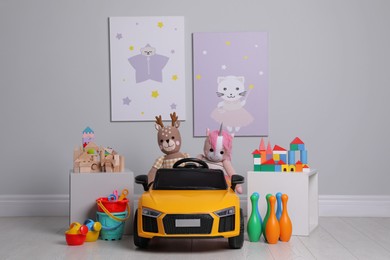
[173,158,209,169]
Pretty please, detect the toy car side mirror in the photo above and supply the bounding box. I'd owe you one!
[135,175,149,191]
[231,175,244,192]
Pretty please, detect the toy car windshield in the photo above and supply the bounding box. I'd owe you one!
[153,168,228,190]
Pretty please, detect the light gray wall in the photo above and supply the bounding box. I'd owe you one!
[1,0,389,197]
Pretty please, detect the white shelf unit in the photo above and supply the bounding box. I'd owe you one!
[69,170,134,235]
[247,170,318,236]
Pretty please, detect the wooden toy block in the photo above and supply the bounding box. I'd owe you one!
[290,137,305,151]
[295,161,303,172]
[282,164,289,172]
[259,137,266,151]
[273,145,287,153]
[260,151,266,164]
[275,164,281,172]
[303,165,311,173]
[288,151,295,165]
[300,150,308,164]
[73,135,125,173]
[273,154,280,161]
[260,164,275,171]
[280,154,287,163]
[260,159,275,171]
[289,165,296,172]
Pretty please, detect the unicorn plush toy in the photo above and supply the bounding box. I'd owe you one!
[198,124,242,194]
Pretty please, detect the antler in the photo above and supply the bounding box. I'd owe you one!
[155,115,164,128]
[170,112,178,126]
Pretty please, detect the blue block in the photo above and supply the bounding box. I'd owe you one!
[275,165,281,172]
[279,154,287,163]
[300,150,308,164]
[288,151,295,165]
[298,144,305,151]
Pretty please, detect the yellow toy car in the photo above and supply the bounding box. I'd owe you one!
[134,158,245,249]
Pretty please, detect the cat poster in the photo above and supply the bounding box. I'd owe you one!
[109,17,185,121]
[193,32,268,136]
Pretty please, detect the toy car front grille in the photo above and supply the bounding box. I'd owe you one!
[142,216,158,233]
[163,214,213,234]
[218,214,235,232]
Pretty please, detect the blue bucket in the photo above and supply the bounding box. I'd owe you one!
[96,211,127,240]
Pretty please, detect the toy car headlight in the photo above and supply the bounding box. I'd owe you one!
[142,207,162,218]
[214,207,235,217]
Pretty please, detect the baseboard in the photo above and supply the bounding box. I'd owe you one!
[1,194,389,217]
[0,194,69,217]
[319,195,390,217]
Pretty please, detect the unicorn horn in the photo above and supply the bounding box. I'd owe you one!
[219,123,223,136]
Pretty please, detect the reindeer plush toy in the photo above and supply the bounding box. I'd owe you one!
[197,124,242,194]
[148,112,190,183]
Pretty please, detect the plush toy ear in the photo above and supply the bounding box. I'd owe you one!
[217,77,225,84]
[174,121,180,128]
[206,128,210,136]
[236,76,245,83]
[155,123,162,131]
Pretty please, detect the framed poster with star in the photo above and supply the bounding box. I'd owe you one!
[109,16,185,121]
[193,32,268,137]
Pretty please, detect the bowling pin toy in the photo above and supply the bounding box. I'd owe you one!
[262,194,272,241]
[247,192,262,242]
[265,195,280,244]
[279,194,293,242]
[276,192,282,221]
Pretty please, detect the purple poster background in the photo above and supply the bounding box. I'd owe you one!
[193,32,268,137]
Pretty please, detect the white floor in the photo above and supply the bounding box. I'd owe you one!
[1,217,390,260]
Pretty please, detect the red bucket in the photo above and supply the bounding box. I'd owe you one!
[96,197,129,213]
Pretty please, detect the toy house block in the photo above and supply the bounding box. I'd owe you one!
[282,165,289,172]
[295,161,303,172]
[290,137,305,151]
[273,153,280,161]
[275,164,282,172]
[303,165,311,173]
[252,150,261,171]
[289,164,296,172]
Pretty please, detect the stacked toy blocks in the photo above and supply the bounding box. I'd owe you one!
[252,137,310,172]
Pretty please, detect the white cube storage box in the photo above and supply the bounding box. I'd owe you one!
[69,170,134,235]
[247,170,318,236]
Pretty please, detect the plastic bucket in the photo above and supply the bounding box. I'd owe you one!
[96,197,129,213]
[97,211,127,240]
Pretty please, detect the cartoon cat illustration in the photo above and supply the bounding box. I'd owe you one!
[210,76,254,133]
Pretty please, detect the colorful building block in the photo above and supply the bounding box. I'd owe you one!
[290,137,305,151]
[252,137,310,173]
[300,150,308,164]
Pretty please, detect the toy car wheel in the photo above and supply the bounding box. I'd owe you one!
[133,209,150,248]
[228,208,244,249]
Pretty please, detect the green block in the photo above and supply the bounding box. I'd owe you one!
[260,165,275,171]
[254,165,261,171]
[290,144,299,151]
